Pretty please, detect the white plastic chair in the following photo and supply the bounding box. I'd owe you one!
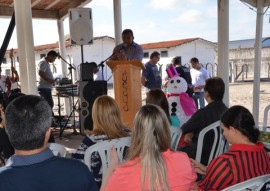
[221,174,270,191]
[48,143,67,157]
[196,120,226,165]
[169,126,182,150]
[83,137,131,179]
[263,104,270,131]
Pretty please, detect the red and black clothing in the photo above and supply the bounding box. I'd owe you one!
[198,142,270,191]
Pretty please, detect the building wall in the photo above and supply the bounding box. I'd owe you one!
[142,40,217,81]
[229,47,270,79]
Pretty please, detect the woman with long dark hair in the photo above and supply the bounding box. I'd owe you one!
[191,105,270,191]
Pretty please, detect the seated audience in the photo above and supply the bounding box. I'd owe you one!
[180,77,228,166]
[0,104,13,159]
[146,89,180,127]
[72,95,130,189]
[101,104,197,191]
[191,105,270,191]
[0,95,97,191]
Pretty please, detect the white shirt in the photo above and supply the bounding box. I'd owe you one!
[190,67,210,92]
[0,75,6,92]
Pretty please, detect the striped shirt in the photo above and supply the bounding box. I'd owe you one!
[198,142,270,191]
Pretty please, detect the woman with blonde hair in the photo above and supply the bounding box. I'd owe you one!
[101,104,196,191]
[72,95,129,189]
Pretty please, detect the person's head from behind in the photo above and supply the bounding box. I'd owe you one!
[172,56,182,66]
[204,77,225,102]
[46,50,58,63]
[122,29,134,46]
[129,104,171,190]
[5,95,52,151]
[146,89,171,124]
[221,105,259,144]
[190,57,200,70]
[150,51,160,64]
[92,95,128,139]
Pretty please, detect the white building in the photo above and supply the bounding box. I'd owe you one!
[141,38,217,79]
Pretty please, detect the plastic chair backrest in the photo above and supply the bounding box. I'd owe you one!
[170,126,182,150]
[221,174,270,191]
[48,143,67,157]
[217,134,229,155]
[263,104,270,131]
[196,120,225,165]
[84,137,131,179]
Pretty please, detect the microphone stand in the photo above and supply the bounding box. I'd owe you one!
[57,54,78,137]
[97,53,114,81]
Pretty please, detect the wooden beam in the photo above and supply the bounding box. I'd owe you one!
[32,9,59,19]
[0,6,58,19]
[0,6,13,17]
[31,0,42,8]
[58,0,92,19]
[45,0,61,10]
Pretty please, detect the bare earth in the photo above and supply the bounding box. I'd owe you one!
[54,80,270,155]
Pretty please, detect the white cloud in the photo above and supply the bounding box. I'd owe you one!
[148,0,210,10]
[173,9,205,23]
[148,0,187,10]
[88,0,112,10]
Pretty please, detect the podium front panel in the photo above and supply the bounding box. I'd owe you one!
[112,64,142,127]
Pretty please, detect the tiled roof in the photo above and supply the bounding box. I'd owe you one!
[140,38,200,50]
[6,36,114,54]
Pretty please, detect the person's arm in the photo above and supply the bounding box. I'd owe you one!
[39,70,55,84]
[0,106,5,128]
[181,110,205,134]
[141,75,146,87]
[100,146,119,191]
[11,67,19,82]
[133,45,144,60]
[190,158,207,175]
[197,157,232,191]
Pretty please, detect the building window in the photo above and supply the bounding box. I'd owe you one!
[40,54,46,59]
[160,51,168,57]
[143,52,149,58]
[17,56,19,62]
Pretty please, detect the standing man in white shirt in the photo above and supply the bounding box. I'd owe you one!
[37,50,58,109]
[190,57,210,109]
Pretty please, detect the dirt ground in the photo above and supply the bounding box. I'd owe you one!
[54,80,270,155]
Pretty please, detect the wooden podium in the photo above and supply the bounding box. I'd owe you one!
[107,60,145,128]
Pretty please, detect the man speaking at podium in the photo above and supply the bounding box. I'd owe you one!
[111,29,143,61]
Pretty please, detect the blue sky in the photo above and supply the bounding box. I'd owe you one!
[0,0,270,48]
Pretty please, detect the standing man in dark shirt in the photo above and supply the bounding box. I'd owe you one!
[172,56,193,97]
[141,51,162,91]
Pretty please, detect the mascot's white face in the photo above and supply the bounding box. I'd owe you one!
[167,76,188,94]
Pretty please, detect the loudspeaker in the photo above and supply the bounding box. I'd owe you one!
[69,8,93,45]
[80,62,96,81]
[79,81,107,132]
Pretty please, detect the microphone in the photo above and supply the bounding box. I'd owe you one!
[57,52,61,59]
[119,43,126,51]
